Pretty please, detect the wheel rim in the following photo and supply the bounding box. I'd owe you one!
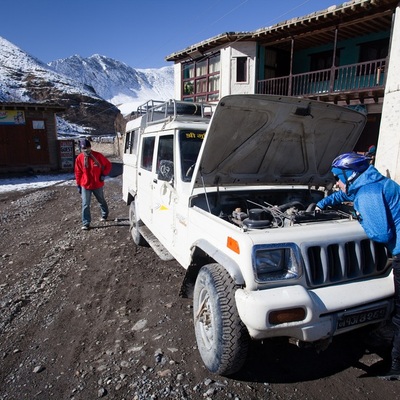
[196,287,214,350]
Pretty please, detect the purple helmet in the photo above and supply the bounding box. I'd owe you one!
[331,152,371,173]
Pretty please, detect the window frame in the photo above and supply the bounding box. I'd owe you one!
[181,53,220,102]
[235,56,248,83]
[140,136,155,171]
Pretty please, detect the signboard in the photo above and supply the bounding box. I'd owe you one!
[59,140,75,171]
[0,110,26,125]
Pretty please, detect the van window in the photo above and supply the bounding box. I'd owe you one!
[141,136,155,171]
[156,135,174,173]
[124,129,139,155]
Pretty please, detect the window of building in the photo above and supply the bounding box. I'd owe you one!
[358,38,389,62]
[308,49,341,86]
[32,120,45,129]
[182,53,220,102]
[310,51,331,71]
[236,57,248,82]
[357,38,389,76]
[310,49,340,71]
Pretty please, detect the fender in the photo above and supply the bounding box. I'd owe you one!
[191,238,245,286]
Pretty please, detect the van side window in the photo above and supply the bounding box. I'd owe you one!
[156,135,174,181]
[156,135,174,172]
[124,129,139,155]
[141,136,155,171]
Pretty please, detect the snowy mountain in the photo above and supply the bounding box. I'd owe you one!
[0,37,102,103]
[0,36,175,135]
[49,55,174,115]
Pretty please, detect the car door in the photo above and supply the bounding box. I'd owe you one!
[136,135,156,226]
[152,133,176,247]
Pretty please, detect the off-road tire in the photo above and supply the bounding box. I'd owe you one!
[193,263,249,375]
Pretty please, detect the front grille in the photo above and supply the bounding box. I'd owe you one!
[304,239,389,287]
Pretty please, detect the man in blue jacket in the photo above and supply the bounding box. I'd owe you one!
[316,152,400,380]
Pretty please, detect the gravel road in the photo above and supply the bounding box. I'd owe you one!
[1,147,400,400]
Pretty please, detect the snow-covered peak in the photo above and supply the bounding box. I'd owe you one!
[49,54,174,115]
[0,35,175,135]
[0,35,174,115]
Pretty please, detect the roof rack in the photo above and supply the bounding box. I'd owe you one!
[133,99,213,126]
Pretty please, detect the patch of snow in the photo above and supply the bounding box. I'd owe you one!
[0,173,76,193]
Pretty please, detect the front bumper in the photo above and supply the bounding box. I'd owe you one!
[235,273,394,341]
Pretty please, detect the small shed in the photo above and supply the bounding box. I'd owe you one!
[0,102,66,173]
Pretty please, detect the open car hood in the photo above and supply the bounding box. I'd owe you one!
[192,95,366,189]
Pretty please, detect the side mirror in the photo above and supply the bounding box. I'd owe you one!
[158,160,174,181]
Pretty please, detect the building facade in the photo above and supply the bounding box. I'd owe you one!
[166,0,400,181]
[0,103,66,173]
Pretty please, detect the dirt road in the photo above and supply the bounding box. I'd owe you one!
[1,150,400,399]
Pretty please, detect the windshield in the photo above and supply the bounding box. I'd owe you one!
[179,129,205,182]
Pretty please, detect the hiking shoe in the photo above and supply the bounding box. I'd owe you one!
[378,359,400,380]
[81,225,90,230]
[100,217,107,222]
[379,370,400,381]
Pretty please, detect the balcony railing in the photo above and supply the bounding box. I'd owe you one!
[257,58,386,99]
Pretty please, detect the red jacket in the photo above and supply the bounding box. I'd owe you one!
[75,150,112,190]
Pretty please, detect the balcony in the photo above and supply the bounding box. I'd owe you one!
[256,58,386,104]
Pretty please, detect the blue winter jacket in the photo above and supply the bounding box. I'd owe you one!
[316,165,400,255]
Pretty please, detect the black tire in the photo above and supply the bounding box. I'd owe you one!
[129,201,147,246]
[193,263,249,375]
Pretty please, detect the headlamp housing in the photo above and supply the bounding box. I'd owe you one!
[252,243,301,283]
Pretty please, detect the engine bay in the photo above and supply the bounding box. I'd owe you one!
[190,189,354,229]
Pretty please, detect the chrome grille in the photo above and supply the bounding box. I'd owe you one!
[304,240,389,287]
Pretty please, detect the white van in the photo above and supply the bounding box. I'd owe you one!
[122,95,394,375]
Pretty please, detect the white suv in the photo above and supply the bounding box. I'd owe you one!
[122,95,394,375]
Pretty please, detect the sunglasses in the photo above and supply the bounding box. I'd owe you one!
[333,172,348,183]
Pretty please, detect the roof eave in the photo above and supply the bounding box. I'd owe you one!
[165,32,252,62]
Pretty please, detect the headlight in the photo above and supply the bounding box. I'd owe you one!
[252,244,301,282]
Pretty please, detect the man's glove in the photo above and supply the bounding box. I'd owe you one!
[77,185,82,194]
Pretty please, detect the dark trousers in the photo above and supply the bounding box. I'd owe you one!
[392,257,400,361]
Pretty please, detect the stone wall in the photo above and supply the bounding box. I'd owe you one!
[375,4,400,182]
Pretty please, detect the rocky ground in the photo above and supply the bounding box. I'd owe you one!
[1,144,400,400]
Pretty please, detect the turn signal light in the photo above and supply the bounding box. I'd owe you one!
[269,308,306,324]
[227,236,240,254]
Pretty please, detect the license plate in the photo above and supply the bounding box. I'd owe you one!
[337,306,387,330]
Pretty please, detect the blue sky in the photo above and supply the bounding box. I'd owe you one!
[2,0,338,69]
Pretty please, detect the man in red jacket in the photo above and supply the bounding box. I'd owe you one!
[75,139,112,230]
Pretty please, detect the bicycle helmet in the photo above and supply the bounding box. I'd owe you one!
[331,152,371,172]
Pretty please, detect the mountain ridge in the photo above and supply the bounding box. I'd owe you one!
[49,54,174,114]
[0,36,174,135]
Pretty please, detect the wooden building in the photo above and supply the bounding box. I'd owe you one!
[0,103,66,173]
